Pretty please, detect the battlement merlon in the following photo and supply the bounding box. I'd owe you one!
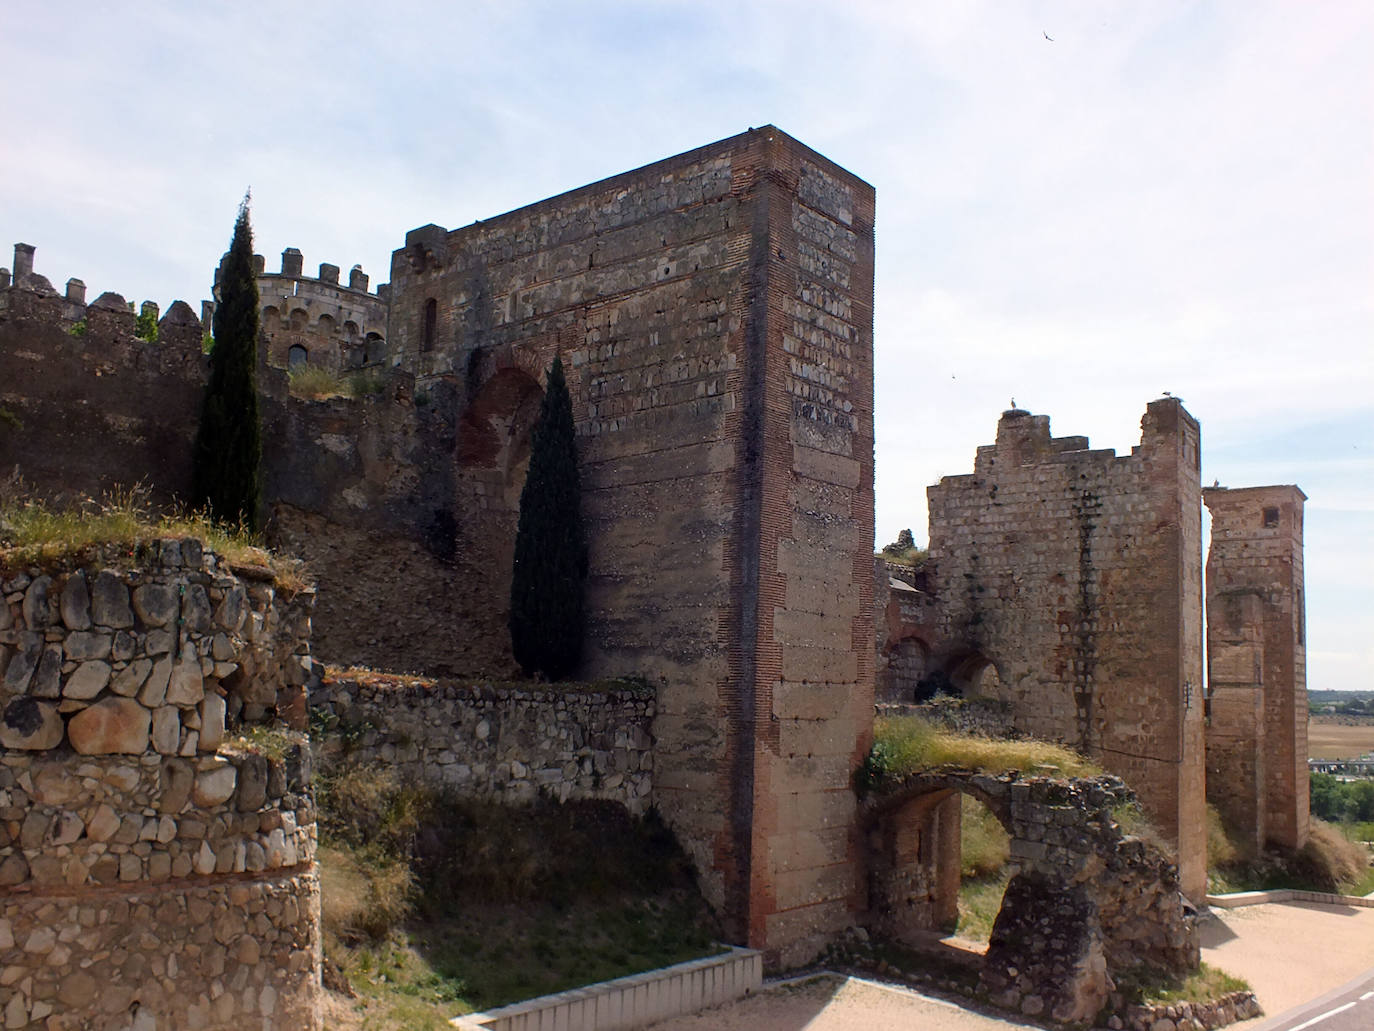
[214,247,390,300]
[2,243,208,348]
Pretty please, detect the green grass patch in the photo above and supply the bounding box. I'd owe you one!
[0,485,307,590]
[1113,962,1251,1008]
[858,715,1101,793]
[315,759,722,1023]
[1208,816,1374,895]
[957,871,1009,943]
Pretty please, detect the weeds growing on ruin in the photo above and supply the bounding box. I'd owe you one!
[1207,810,1374,895]
[0,483,307,590]
[857,716,1101,794]
[313,756,721,1024]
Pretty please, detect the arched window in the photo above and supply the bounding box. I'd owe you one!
[288,344,308,368]
[422,298,437,352]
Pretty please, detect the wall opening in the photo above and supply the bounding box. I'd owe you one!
[958,793,1012,946]
[1262,507,1279,528]
[423,297,437,352]
[287,344,308,368]
[879,636,930,703]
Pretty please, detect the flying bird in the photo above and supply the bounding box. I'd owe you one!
[1044,31,1054,41]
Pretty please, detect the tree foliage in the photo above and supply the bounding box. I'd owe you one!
[192,195,262,530]
[509,356,587,679]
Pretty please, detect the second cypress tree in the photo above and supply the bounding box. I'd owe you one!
[509,356,587,679]
[192,195,262,530]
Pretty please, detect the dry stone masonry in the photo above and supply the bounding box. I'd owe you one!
[0,540,321,1030]
[311,671,653,812]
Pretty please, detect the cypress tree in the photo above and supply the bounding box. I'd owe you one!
[193,195,262,530]
[509,356,587,679]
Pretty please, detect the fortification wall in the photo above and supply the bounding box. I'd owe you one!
[0,247,206,507]
[358,126,877,963]
[1204,484,1308,851]
[925,400,1206,900]
[311,671,653,812]
[0,540,320,1029]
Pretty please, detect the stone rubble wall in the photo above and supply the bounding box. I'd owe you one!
[0,540,321,1030]
[310,670,654,814]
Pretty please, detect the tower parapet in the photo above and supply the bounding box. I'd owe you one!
[214,247,389,373]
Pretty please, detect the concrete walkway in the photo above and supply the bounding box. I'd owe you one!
[649,900,1374,1030]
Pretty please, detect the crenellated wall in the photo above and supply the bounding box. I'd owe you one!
[215,246,390,374]
[0,539,321,1030]
[0,247,207,507]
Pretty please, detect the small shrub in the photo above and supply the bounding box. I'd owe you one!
[135,305,159,343]
[319,845,415,943]
[68,319,87,337]
[347,370,387,397]
[0,407,21,431]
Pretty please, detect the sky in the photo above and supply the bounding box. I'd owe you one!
[2,2,1370,691]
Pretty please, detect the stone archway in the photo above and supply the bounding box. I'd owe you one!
[863,771,1199,1024]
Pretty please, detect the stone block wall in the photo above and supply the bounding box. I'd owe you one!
[0,540,321,1030]
[310,670,653,813]
[925,401,1207,899]
[1203,484,1308,851]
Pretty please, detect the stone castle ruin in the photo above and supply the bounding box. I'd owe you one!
[875,404,1309,903]
[0,125,1303,1025]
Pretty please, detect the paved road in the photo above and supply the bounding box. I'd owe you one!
[649,901,1374,1030]
[1250,969,1374,1031]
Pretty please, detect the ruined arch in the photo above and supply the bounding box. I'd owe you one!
[287,344,308,369]
[863,771,1199,1023]
[922,644,1004,701]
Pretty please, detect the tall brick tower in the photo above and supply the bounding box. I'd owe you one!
[1203,485,1309,851]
